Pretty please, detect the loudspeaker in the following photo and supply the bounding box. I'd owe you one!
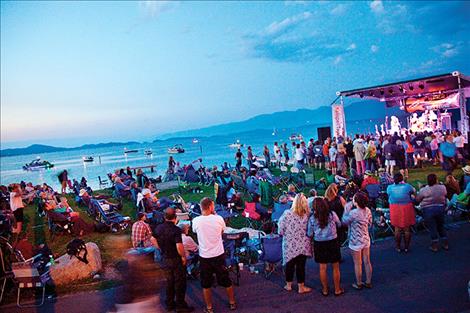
[317,127,331,143]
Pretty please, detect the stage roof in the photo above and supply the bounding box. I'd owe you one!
[337,71,470,103]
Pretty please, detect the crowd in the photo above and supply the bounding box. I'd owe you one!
[0,128,469,313]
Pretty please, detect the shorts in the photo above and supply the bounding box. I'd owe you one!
[314,155,323,163]
[13,208,24,222]
[324,156,330,162]
[330,161,337,168]
[431,150,438,159]
[414,149,425,158]
[385,160,396,166]
[199,254,232,289]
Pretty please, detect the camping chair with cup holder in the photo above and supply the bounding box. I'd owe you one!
[257,234,283,279]
[222,232,250,286]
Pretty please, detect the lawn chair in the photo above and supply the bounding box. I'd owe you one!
[259,180,274,208]
[365,184,381,209]
[222,232,250,286]
[258,234,282,279]
[98,176,109,188]
[242,202,261,229]
[271,202,291,223]
[231,174,248,197]
[373,208,394,241]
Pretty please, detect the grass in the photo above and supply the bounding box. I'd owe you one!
[15,163,465,295]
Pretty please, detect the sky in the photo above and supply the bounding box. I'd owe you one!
[1,0,469,148]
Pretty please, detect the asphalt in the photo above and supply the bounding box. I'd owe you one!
[2,222,470,313]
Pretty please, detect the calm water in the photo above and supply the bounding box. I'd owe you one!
[0,120,377,190]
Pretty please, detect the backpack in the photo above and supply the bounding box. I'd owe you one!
[66,239,89,264]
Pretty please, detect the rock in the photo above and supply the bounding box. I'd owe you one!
[50,242,102,285]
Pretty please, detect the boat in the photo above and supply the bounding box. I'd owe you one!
[228,140,244,149]
[272,128,277,136]
[82,156,94,162]
[144,149,153,156]
[124,148,138,154]
[168,144,185,154]
[192,138,199,144]
[289,133,303,141]
[23,158,54,171]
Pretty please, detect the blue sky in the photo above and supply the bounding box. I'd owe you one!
[1,1,469,148]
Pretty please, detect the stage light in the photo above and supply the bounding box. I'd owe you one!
[419,83,424,90]
[380,89,384,95]
[409,84,414,91]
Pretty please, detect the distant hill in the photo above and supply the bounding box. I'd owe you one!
[156,100,403,139]
[0,141,140,157]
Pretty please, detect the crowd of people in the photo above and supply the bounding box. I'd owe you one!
[0,128,469,312]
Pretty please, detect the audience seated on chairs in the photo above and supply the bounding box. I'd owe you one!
[131,212,157,248]
[286,184,297,202]
[226,181,243,209]
[378,168,394,190]
[251,194,270,220]
[178,223,198,258]
[361,170,379,190]
[141,189,160,212]
[334,170,349,187]
[246,171,260,195]
[114,177,132,198]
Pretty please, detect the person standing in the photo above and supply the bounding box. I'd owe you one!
[453,131,465,166]
[386,173,416,253]
[263,145,270,167]
[58,170,68,194]
[383,139,396,175]
[10,184,25,240]
[278,194,312,294]
[192,198,236,313]
[415,174,449,252]
[307,197,344,296]
[282,143,290,165]
[246,146,254,169]
[342,192,373,290]
[235,149,244,171]
[439,134,457,174]
[155,208,194,312]
[353,139,366,175]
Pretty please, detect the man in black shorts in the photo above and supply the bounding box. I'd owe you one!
[155,208,194,312]
[192,197,236,313]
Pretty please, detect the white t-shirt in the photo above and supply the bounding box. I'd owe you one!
[192,214,226,258]
[454,136,464,148]
[10,192,24,212]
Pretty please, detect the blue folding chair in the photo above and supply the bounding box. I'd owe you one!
[272,202,291,222]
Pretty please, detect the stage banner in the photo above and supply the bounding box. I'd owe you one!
[401,92,460,113]
[332,103,346,138]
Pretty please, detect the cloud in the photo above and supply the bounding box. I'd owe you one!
[264,12,312,35]
[370,45,379,53]
[139,1,177,18]
[330,4,348,16]
[432,42,461,58]
[346,43,356,51]
[370,0,384,14]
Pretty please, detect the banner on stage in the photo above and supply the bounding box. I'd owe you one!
[401,92,460,113]
[332,103,346,138]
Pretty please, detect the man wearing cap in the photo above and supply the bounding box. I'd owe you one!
[361,170,379,190]
[155,208,194,312]
[141,189,159,212]
[460,165,470,190]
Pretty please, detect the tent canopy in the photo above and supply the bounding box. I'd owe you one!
[337,71,470,106]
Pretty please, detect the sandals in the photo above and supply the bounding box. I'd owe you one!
[284,285,293,292]
[334,288,345,296]
[321,289,329,297]
[352,283,363,290]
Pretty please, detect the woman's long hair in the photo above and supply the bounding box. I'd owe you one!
[324,183,338,202]
[291,193,309,217]
[313,197,330,229]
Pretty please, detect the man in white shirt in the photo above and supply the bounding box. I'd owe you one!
[192,197,236,312]
[453,131,466,165]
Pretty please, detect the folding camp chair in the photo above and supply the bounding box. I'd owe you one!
[242,202,261,229]
[231,174,249,197]
[365,184,381,209]
[98,176,109,188]
[373,208,395,239]
[271,202,291,223]
[258,234,283,279]
[259,180,274,208]
[222,232,250,286]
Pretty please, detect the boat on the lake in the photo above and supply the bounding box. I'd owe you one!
[144,149,153,156]
[289,133,303,141]
[192,138,199,144]
[229,140,244,149]
[124,148,138,154]
[82,156,94,162]
[23,158,54,171]
[168,144,185,154]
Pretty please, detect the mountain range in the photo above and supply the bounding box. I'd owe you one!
[1,100,403,157]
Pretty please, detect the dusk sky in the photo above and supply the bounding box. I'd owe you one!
[1,1,469,148]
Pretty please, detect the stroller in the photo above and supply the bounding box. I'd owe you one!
[88,199,130,233]
[222,232,250,286]
[258,235,283,279]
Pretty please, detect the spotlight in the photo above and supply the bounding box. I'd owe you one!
[380,89,384,95]
[419,83,425,90]
[409,84,414,91]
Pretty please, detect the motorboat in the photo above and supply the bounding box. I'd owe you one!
[192,138,199,144]
[289,133,303,141]
[144,149,153,156]
[168,144,185,154]
[23,158,54,171]
[228,140,244,149]
[82,156,94,162]
[124,148,138,154]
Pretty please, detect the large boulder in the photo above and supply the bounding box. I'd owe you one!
[50,242,102,285]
